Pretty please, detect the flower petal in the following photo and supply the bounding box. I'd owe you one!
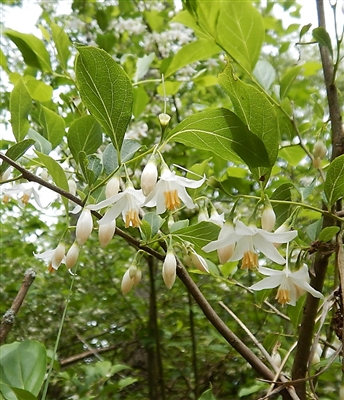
[250,275,283,291]
[253,234,286,264]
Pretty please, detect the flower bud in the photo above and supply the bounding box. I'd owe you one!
[217,244,235,264]
[271,351,282,368]
[0,168,11,182]
[313,140,327,159]
[105,176,120,199]
[190,251,209,273]
[261,204,276,232]
[133,268,142,285]
[162,250,177,289]
[76,208,93,246]
[312,156,322,169]
[52,243,65,269]
[40,169,49,181]
[141,160,158,196]
[68,179,77,196]
[121,269,134,295]
[98,220,116,248]
[159,113,171,127]
[65,242,80,269]
[198,208,209,223]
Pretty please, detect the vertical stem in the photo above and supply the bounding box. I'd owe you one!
[188,292,199,399]
[291,0,344,397]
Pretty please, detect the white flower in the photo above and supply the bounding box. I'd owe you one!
[141,160,158,196]
[68,179,77,196]
[250,264,323,306]
[261,205,276,232]
[202,220,297,269]
[76,208,93,245]
[189,250,209,273]
[35,243,65,272]
[121,265,142,295]
[162,250,177,289]
[105,176,120,199]
[203,221,236,264]
[1,182,44,207]
[88,185,145,228]
[143,166,205,214]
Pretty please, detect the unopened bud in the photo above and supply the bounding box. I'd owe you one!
[141,160,158,196]
[313,140,327,159]
[121,269,134,295]
[159,113,171,126]
[76,208,93,246]
[198,208,209,223]
[68,179,77,196]
[65,242,80,269]
[105,176,120,198]
[98,220,116,248]
[190,251,209,273]
[217,244,235,264]
[162,250,177,289]
[52,243,65,269]
[313,156,322,169]
[133,268,142,285]
[271,351,282,368]
[261,204,276,232]
[40,169,49,181]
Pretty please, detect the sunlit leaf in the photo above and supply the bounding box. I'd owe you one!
[10,78,32,142]
[324,154,344,207]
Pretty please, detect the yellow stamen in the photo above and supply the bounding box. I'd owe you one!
[47,263,56,273]
[125,209,141,228]
[2,194,10,204]
[276,288,290,305]
[241,251,258,270]
[164,189,180,210]
[21,193,31,205]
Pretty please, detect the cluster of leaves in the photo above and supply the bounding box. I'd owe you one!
[1,0,343,399]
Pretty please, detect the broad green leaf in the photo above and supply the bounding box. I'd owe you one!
[140,220,152,242]
[143,212,164,238]
[299,23,312,40]
[0,385,38,400]
[324,154,344,207]
[35,151,69,212]
[312,27,333,58]
[198,387,217,400]
[165,39,221,78]
[0,340,46,396]
[38,105,65,149]
[306,218,323,241]
[23,76,53,102]
[0,47,9,73]
[118,377,137,390]
[185,0,264,72]
[280,65,303,99]
[10,78,32,142]
[157,81,182,96]
[121,139,141,163]
[271,183,294,227]
[133,86,149,118]
[4,29,52,72]
[27,129,52,155]
[75,46,133,155]
[0,139,35,176]
[144,10,165,32]
[253,60,276,91]
[218,65,279,167]
[165,108,271,169]
[79,152,102,185]
[318,226,340,242]
[134,53,155,83]
[172,221,220,249]
[50,22,71,69]
[102,140,141,175]
[170,219,189,233]
[67,115,103,163]
[278,145,306,166]
[239,383,267,397]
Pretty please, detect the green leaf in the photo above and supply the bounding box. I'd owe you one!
[0,139,35,176]
[38,105,65,149]
[165,108,271,169]
[103,143,118,175]
[165,39,221,78]
[50,22,71,69]
[35,151,69,212]
[67,115,103,163]
[121,139,141,163]
[299,23,312,40]
[324,155,344,207]
[253,60,276,91]
[23,76,53,102]
[134,53,155,83]
[280,65,303,99]
[306,218,323,241]
[170,219,189,233]
[278,145,306,166]
[133,86,149,118]
[271,183,294,227]
[0,47,10,73]
[0,340,46,396]
[218,65,279,167]
[79,152,102,185]
[312,27,333,58]
[10,78,32,142]
[198,387,217,400]
[143,212,164,238]
[172,221,220,249]
[75,46,133,155]
[318,226,340,242]
[4,29,52,72]
[0,386,38,400]
[27,129,52,155]
[186,0,264,72]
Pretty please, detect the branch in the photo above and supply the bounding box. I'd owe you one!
[0,269,36,344]
[291,1,344,396]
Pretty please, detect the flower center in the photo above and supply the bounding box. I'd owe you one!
[164,189,180,211]
[125,209,141,228]
[276,288,290,305]
[241,251,258,270]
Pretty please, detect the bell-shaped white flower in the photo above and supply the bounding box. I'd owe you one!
[162,250,177,289]
[76,208,93,245]
[250,264,323,306]
[105,176,120,198]
[35,242,65,272]
[98,220,116,248]
[141,159,158,196]
[65,242,80,269]
[203,220,297,269]
[88,184,144,228]
[143,166,205,214]
[203,221,236,264]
